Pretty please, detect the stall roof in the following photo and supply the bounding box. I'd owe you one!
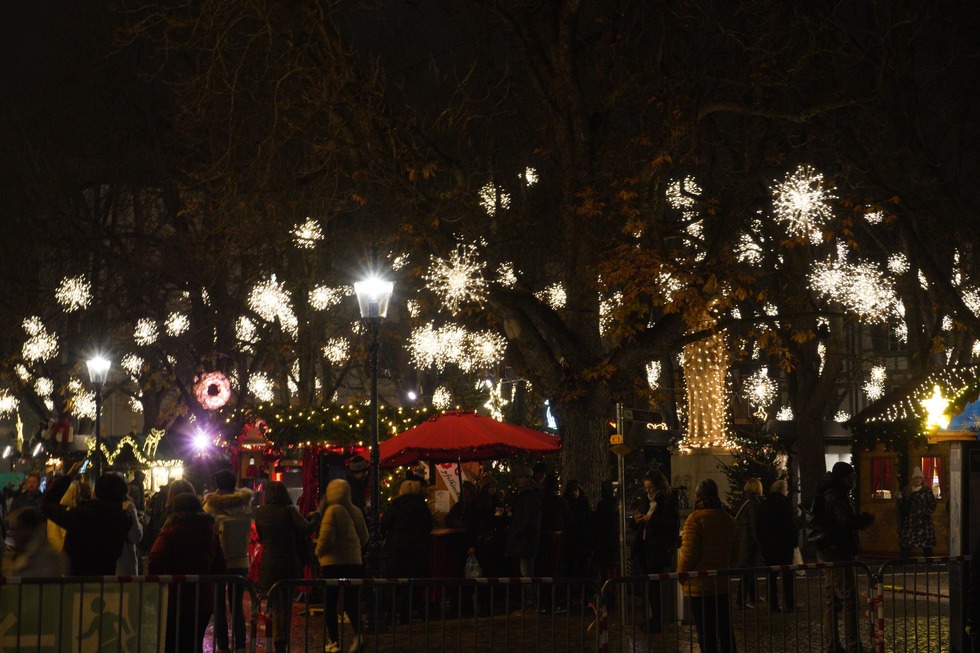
[846,366,980,428]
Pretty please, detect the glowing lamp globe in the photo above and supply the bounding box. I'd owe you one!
[192,432,211,451]
[86,356,111,385]
[354,278,394,319]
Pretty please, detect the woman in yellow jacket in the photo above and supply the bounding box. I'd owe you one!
[677,478,738,653]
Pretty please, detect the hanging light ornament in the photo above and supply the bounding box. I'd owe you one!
[741,368,777,419]
[248,277,298,339]
[165,312,190,337]
[134,318,159,346]
[291,218,324,249]
[771,165,835,242]
[22,317,59,363]
[424,239,488,314]
[194,371,232,410]
[55,275,92,312]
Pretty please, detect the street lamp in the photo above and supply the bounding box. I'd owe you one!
[354,275,393,578]
[86,355,111,478]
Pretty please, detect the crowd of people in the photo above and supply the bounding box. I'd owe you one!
[1,457,935,653]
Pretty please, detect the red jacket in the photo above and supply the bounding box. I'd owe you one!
[148,512,226,613]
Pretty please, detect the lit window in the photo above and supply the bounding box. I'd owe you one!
[921,456,942,499]
[871,457,894,500]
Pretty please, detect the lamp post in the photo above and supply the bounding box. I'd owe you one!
[86,356,111,478]
[354,275,393,578]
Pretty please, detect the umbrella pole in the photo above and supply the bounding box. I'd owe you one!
[457,455,465,504]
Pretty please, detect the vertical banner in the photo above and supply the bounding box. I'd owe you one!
[435,462,462,500]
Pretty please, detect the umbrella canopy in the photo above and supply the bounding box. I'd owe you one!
[379,410,560,467]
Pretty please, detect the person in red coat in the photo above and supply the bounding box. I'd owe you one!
[148,492,226,653]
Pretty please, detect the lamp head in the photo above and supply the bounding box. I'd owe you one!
[86,356,111,385]
[354,277,394,319]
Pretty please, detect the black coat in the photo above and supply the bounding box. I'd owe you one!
[506,481,542,559]
[41,475,132,575]
[817,479,871,559]
[380,493,432,576]
[643,491,680,572]
[756,492,798,565]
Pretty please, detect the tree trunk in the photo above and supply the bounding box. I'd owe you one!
[553,390,614,503]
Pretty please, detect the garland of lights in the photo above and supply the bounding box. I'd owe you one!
[85,431,183,468]
[679,328,732,452]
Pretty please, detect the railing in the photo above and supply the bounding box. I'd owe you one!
[0,558,969,652]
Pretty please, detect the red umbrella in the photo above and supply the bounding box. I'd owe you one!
[379,410,561,467]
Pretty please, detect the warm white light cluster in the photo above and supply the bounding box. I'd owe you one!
[681,331,731,450]
[15,365,29,382]
[737,232,764,265]
[432,386,453,410]
[483,381,509,421]
[424,240,488,314]
[776,406,794,420]
[496,262,518,288]
[809,256,899,323]
[165,312,190,337]
[129,396,144,414]
[134,318,159,346]
[771,165,835,240]
[291,218,323,249]
[742,368,777,416]
[600,291,623,335]
[864,210,884,225]
[322,338,350,364]
[479,183,511,216]
[834,410,850,423]
[524,167,538,186]
[407,323,506,372]
[67,378,96,420]
[863,365,887,401]
[536,283,567,309]
[34,377,53,398]
[0,390,19,417]
[121,354,144,379]
[887,254,909,275]
[309,285,352,311]
[22,317,59,363]
[666,177,702,213]
[236,316,258,346]
[249,277,298,338]
[646,361,662,390]
[974,340,980,358]
[657,271,686,305]
[406,299,421,318]
[55,275,92,312]
[248,372,275,402]
[389,253,410,271]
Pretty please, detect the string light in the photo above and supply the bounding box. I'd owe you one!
[54,275,92,312]
[776,406,794,421]
[864,210,884,225]
[479,183,511,216]
[249,277,298,339]
[523,167,538,186]
[646,361,662,390]
[322,338,350,364]
[165,312,190,337]
[432,386,453,410]
[600,291,623,336]
[535,283,567,309]
[249,373,275,403]
[66,378,96,420]
[666,176,702,215]
[15,365,29,382]
[809,254,899,323]
[679,329,731,451]
[0,391,19,417]
[496,262,518,288]
[309,285,352,311]
[121,354,144,379]
[863,365,887,401]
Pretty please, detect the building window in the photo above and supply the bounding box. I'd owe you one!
[922,456,942,499]
[871,457,894,500]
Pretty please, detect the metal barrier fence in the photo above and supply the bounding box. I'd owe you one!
[0,559,970,653]
[0,574,259,653]
[267,576,603,652]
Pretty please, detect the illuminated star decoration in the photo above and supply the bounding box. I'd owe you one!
[922,385,949,430]
[483,381,510,421]
[291,218,324,249]
[194,371,233,410]
[134,318,159,346]
[741,368,778,419]
[771,165,835,243]
[165,312,190,337]
[249,277,298,338]
[863,365,887,401]
[55,275,92,312]
[22,317,59,363]
[424,240,488,314]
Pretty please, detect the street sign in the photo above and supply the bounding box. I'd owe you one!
[609,433,623,445]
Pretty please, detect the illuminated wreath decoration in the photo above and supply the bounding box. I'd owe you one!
[194,372,232,410]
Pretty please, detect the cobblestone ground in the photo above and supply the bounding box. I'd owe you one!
[200,569,956,653]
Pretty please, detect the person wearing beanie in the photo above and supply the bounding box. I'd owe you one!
[898,466,937,559]
[204,469,254,653]
[816,461,874,653]
[40,461,133,575]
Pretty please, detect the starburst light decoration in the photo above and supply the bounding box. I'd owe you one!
[121,354,143,379]
[15,365,29,382]
[424,240,488,314]
[134,318,159,346]
[776,406,794,421]
[646,361,662,390]
[67,378,96,420]
[165,312,190,337]
[129,396,143,413]
[0,390,19,417]
[536,283,567,309]
[888,254,910,275]
[863,365,887,401]
[737,232,764,265]
[55,275,92,312]
[195,372,232,410]
[742,368,777,418]
[389,253,410,271]
[973,340,980,358]
[523,167,538,186]
[496,262,518,288]
[22,317,59,363]
[479,183,511,216]
[248,373,275,403]
[407,323,505,372]
[291,218,324,249]
[809,254,899,323]
[432,386,453,410]
[34,377,53,398]
[249,277,298,338]
[236,316,258,345]
[406,299,421,318]
[322,338,350,364]
[771,165,835,240]
[309,285,352,311]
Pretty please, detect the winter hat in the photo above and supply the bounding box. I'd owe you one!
[912,467,924,480]
[94,473,129,504]
[349,456,369,473]
[213,469,237,492]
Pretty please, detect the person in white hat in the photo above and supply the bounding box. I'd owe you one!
[898,466,937,559]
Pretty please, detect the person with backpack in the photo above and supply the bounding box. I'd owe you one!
[812,462,874,653]
[203,469,254,653]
